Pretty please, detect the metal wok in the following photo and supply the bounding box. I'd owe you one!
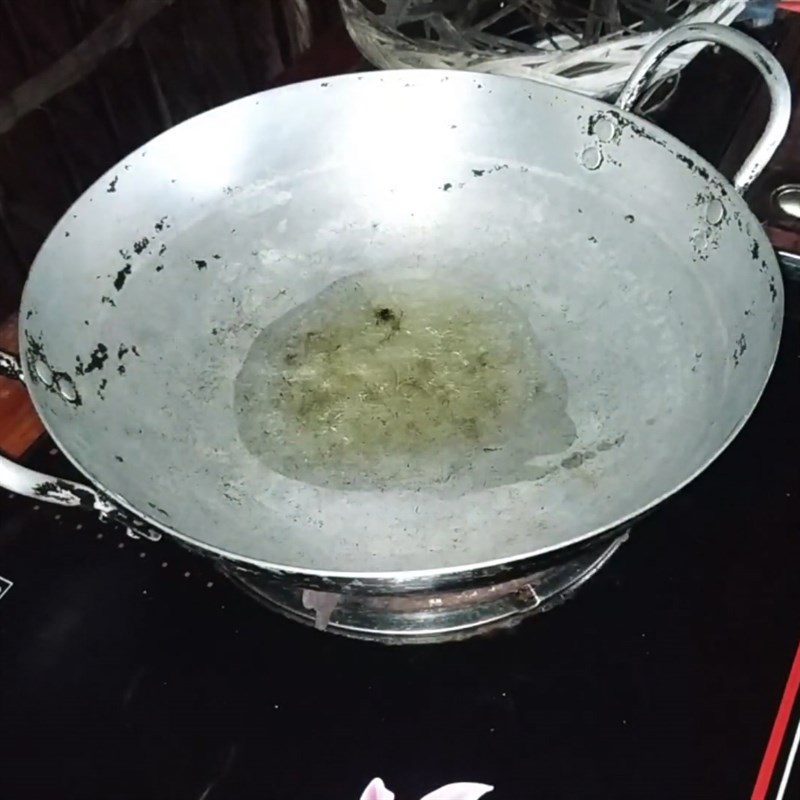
[0,23,791,639]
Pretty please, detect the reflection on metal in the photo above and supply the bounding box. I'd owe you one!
[593,116,617,143]
[778,251,800,283]
[0,349,23,381]
[579,144,603,170]
[706,197,726,225]
[55,373,78,402]
[34,358,53,386]
[774,185,800,220]
[226,533,629,644]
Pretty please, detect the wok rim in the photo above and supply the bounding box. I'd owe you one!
[19,69,786,586]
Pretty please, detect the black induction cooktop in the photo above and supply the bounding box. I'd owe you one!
[1,319,798,800]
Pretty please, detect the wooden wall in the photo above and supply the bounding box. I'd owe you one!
[0,0,344,318]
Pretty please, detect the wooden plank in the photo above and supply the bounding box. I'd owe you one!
[0,312,45,458]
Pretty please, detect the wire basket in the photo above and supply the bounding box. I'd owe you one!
[339,0,745,97]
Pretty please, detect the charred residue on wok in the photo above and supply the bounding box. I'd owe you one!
[588,112,758,273]
[587,108,728,191]
[113,247,133,290]
[441,163,509,192]
[732,333,748,367]
[75,343,108,376]
[106,219,171,292]
[24,331,83,407]
[114,264,132,290]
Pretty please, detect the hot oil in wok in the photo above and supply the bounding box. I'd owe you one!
[234,274,576,491]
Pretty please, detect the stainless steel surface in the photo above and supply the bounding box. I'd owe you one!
[0,23,790,602]
[617,23,791,195]
[779,250,800,283]
[224,532,629,643]
[774,184,800,220]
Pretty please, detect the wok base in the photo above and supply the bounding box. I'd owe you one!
[223,532,628,644]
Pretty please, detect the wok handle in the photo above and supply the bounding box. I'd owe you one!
[616,22,791,195]
[0,347,160,540]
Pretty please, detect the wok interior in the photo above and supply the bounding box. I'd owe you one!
[22,71,781,574]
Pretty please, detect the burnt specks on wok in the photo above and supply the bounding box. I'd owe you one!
[24,331,83,407]
[114,264,132,290]
[732,333,748,367]
[585,109,717,187]
[75,343,109,375]
[440,164,509,192]
[26,331,140,406]
[584,111,770,273]
[100,218,174,297]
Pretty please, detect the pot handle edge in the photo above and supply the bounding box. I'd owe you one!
[0,347,158,539]
[616,22,791,195]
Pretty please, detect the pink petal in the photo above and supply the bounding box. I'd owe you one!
[360,778,395,800]
[420,783,494,800]
[301,589,341,630]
